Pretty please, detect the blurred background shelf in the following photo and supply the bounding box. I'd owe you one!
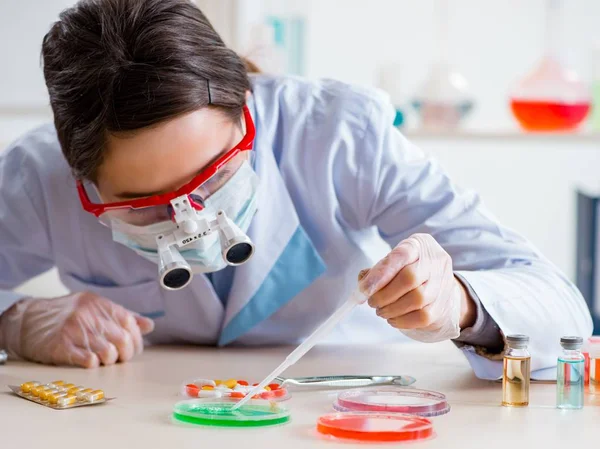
[404,129,600,141]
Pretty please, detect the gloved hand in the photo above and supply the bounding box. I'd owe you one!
[359,233,475,343]
[0,292,154,368]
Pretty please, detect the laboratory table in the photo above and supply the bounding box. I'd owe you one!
[1,341,598,448]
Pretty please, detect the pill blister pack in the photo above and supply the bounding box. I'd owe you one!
[10,380,111,409]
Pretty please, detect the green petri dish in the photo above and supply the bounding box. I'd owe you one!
[172,398,291,428]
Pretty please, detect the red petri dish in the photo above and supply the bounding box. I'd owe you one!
[317,412,434,442]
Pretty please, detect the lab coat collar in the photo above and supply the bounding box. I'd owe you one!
[218,98,327,346]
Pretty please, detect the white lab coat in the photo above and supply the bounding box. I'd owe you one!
[0,74,592,379]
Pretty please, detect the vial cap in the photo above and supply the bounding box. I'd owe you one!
[560,336,583,350]
[506,334,529,348]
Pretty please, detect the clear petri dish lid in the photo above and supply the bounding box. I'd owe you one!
[317,412,434,442]
[172,397,290,427]
[333,387,450,417]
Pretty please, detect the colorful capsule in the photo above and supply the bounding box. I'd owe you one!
[237,380,249,386]
[48,392,68,405]
[198,390,217,398]
[268,384,280,391]
[273,388,287,398]
[185,384,200,397]
[20,381,40,394]
[66,386,84,394]
[31,385,47,397]
[191,378,216,388]
[83,390,104,402]
[40,388,60,401]
[57,394,77,407]
[229,392,245,399]
[201,385,214,390]
[224,379,237,389]
[76,388,94,400]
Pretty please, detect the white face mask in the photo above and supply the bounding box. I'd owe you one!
[112,161,259,273]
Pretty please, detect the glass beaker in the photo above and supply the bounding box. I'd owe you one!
[510,57,591,132]
[510,0,591,132]
[411,0,474,131]
[412,63,474,131]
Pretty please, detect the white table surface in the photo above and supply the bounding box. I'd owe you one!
[1,341,598,448]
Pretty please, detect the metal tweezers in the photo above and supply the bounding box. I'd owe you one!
[274,375,416,390]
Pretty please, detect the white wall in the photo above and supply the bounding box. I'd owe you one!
[0,0,72,145]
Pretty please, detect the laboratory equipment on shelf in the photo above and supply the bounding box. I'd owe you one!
[411,0,474,131]
[510,0,591,132]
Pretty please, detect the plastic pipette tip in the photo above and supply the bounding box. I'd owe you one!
[233,289,365,410]
[232,365,285,410]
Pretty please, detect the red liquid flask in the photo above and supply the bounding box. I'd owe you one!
[510,1,590,132]
[510,99,590,132]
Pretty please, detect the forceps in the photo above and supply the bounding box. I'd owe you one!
[275,375,416,390]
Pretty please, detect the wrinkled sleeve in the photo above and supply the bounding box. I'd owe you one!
[339,97,593,380]
[0,143,54,315]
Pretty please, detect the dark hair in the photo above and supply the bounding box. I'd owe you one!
[42,0,253,181]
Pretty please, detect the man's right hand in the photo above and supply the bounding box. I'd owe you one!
[0,292,154,368]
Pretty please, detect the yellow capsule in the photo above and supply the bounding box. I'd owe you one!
[67,386,83,395]
[31,385,46,397]
[37,388,52,401]
[57,395,77,407]
[224,379,238,389]
[59,383,76,391]
[76,388,93,400]
[20,381,39,394]
[51,380,65,386]
[37,388,50,400]
[264,386,271,391]
[48,392,68,405]
[83,390,104,402]
[214,379,223,386]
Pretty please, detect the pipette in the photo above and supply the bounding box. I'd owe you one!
[231,289,367,410]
